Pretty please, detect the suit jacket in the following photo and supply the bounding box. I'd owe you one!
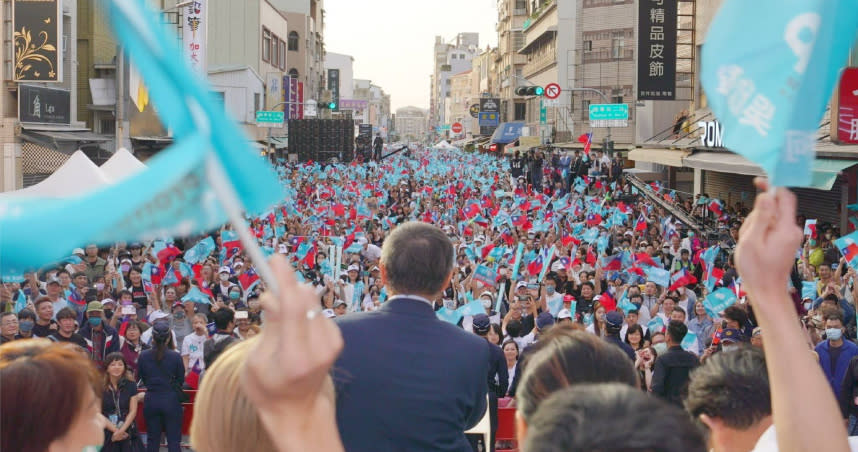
[651,345,699,406]
[334,297,490,452]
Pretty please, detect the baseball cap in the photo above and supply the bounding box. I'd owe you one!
[47,278,60,286]
[370,266,380,272]
[120,258,132,265]
[322,308,336,319]
[172,301,185,310]
[605,311,624,329]
[101,298,116,307]
[348,264,360,272]
[557,309,572,320]
[472,314,491,334]
[536,311,555,330]
[516,281,528,290]
[551,261,565,272]
[563,294,576,303]
[151,319,171,340]
[720,328,743,344]
[86,301,104,313]
[218,266,231,274]
[148,310,170,324]
[333,299,347,308]
[72,248,85,256]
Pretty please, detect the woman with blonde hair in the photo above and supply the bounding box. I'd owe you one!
[190,336,276,452]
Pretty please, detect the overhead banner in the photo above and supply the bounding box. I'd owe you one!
[637,0,677,100]
[265,72,281,110]
[13,0,62,82]
[182,0,206,75]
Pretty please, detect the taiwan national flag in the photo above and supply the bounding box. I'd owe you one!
[462,203,481,219]
[599,291,616,312]
[835,231,858,271]
[527,255,544,277]
[585,247,597,266]
[221,230,242,259]
[500,229,515,246]
[156,243,182,262]
[577,132,593,154]
[804,219,818,238]
[481,243,496,260]
[635,213,647,232]
[586,213,602,227]
[601,254,623,271]
[511,215,527,227]
[634,252,657,267]
[561,233,580,247]
[238,267,260,292]
[708,199,724,217]
[668,269,698,291]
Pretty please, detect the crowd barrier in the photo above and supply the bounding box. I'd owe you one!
[135,390,519,451]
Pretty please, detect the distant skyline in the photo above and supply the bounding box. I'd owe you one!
[323,0,498,111]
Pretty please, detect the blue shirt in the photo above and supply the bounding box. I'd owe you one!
[137,348,184,394]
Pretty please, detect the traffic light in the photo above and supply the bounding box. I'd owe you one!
[515,86,544,96]
[320,102,337,110]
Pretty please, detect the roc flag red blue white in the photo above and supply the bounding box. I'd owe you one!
[835,231,858,271]
[708,199,724,217]
[577,132,593,154]
[527,254,544,277]
[635,213,647,232]
[668,269,698,291]
[586,213,602,227]
[238,267,260,292]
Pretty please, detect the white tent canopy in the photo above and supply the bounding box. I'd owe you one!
[100,148,146,182]
[0,148,147,199]
[433,140,455,149]
[0,151,110,198]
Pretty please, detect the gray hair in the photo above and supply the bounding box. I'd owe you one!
[380,221,454,296]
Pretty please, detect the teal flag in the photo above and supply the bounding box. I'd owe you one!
[0,0,282,274]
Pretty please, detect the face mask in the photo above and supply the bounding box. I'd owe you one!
[220,274,230,282]
[318,258,326,264]
[120,264,131,272]
[722,344,739,352]
[546,286,555,295]
[88,317,102,327]
[826,328,843,341]
[809,239,817,246]
[230,292,241,300]
[803,301,812,311]
[652,342,668,355]
[482,298,492,309]
[104,310,114,319]
[18,320,34,333]
[95,283,105,291]
[173,311,185,320]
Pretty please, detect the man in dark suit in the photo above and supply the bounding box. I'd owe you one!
[334,221,490,451]
[651,320,699,406]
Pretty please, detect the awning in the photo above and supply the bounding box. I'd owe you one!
[21,127,112,150]
[491,122,526,144]
[519,25,558,54]
[627,148,689,167]
[683,151,857,190]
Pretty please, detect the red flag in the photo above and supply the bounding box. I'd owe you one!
[635,213,647,232]
[343,232,356,250]
[156,244,182,262]
[668,269,698,291]
[481,243,495,260]
[561,233,581,247]
[599,291,617,312]
[586,213,602,227]
[634,252,657,267]
[577,132,593,154]
[527,255,544,277]
[332,203,346,217]
[586,248,597,265]
[601,254,623,271]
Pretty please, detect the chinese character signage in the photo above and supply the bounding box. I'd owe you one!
[637,0,677,100]
[182,0,206,75]
[265,72,281,110]
[13,0,62,82]
[479,97,500,135]
[836,68,858,144]
[283,77,304,120]
[19,84,70,124]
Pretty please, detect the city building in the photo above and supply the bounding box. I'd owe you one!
[270,0,326,102]
[495,0,528,123]
[430,33,479,128]
[368,84,391,138]
[395,106,428,143]
[447,69,474,138]
[1,0,99,190]
[208,0,290,141]
[324,52,355,100]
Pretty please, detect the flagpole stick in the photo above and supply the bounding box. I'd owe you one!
[206,154,281,295]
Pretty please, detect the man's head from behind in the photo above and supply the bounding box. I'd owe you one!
[380,222,454,299]
[523,383,706,452]
[685,346,771,452]
[213,309,235,332]
[666,320,687,346]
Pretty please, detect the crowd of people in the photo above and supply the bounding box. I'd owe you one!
[1,145,857,452]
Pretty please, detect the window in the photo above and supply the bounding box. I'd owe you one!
[262,28,271,62]
[271,34,279,68]
[581,99,590,120]
[514,102,526,121]
[584,40,592,51]
[288,31,299,51]
[254,93,261,113]
[289,68,299,79]
[612,34,625,58]
[513,30,525,50]
[280,39,286,70]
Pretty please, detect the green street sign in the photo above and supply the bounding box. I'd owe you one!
[588,104,629,121]
[256,110,285,124]
[440,124,451,130]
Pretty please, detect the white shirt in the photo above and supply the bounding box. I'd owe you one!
[514,333,536,352]
[752,425,858,452]
[181,332,207,374]
[362,244,382,261]
[619,323,648,343]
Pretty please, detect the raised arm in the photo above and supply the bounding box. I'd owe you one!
[735,179,849,452]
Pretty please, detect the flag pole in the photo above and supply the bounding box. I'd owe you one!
[206,154,280,295]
